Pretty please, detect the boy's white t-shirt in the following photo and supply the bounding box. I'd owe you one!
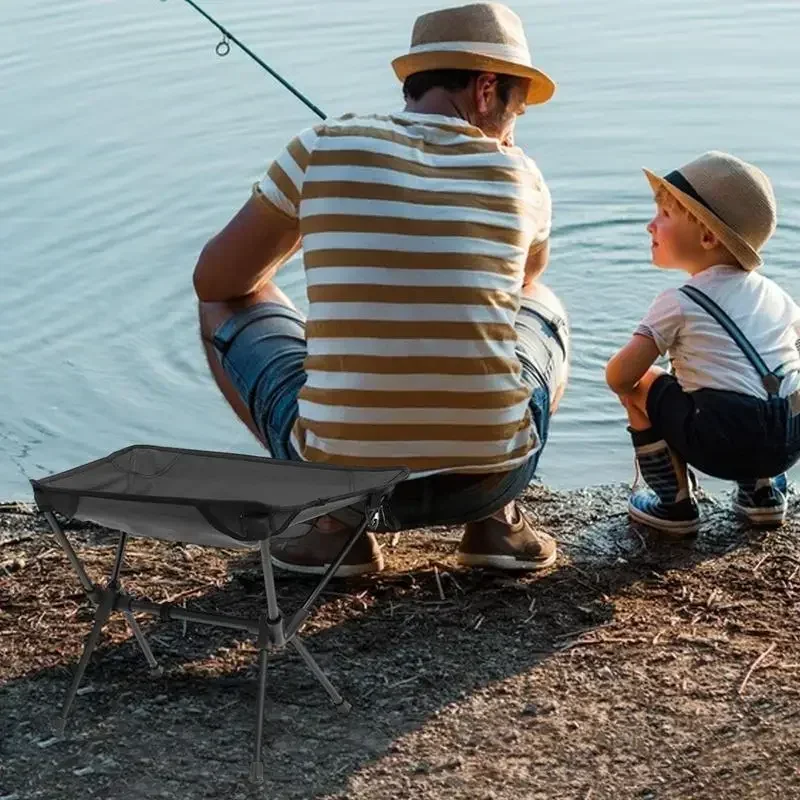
[636,264,800,400]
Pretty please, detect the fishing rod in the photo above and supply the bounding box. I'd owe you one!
[161,0,327,120]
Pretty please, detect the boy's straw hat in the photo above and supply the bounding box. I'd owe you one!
[644,151,776,271]
[391,3,555,106]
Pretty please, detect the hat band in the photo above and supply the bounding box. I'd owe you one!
[407,40,532,67]
[663,170,728,227]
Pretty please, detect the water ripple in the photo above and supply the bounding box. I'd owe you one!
[3,0,800,497]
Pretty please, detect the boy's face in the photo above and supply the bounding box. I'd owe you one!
[647,200,705,270]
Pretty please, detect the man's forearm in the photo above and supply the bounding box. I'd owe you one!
[193,236,296,302]
[193,194,301,302]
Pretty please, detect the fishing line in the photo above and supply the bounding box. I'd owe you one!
[161,0,327,120]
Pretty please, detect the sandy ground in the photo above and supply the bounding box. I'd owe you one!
[1,484,799,800]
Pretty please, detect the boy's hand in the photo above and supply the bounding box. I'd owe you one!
[605,334,661,395]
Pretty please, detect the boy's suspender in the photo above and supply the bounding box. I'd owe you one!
[679,284,783,398]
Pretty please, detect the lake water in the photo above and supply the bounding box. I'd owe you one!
[3,0,800,500]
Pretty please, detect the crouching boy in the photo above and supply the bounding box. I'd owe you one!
[606,151,800,534]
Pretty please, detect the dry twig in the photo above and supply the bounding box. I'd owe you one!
[433,566,445,601]
[739,642,777,696]
[753,553,770,573]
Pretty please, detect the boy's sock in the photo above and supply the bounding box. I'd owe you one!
[630,427,691,503]
[628,427,700,535]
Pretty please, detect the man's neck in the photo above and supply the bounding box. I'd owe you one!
[404,89,472,124]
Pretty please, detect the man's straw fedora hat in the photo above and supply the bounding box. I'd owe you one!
[391,2,555,106]
[644,151,777,271]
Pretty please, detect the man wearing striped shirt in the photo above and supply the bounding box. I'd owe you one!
[193,3,569,576]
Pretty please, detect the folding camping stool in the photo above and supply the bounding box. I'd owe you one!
[31,445,408,782]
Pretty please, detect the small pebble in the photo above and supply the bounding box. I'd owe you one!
[36,736,59,749]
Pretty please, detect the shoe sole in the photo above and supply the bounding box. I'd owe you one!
[456,550,557,571]
[628,504,700,536]
[732,501,787,526]
[271,555,384,578]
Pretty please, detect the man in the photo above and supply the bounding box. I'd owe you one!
[193,2,569,577]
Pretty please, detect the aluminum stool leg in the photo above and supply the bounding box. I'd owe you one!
[250,619,270,784]
[291,638,351,714]
[55,587,115,735]
[123,611,163,676]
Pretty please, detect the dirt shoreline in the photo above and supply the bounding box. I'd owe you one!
[1,485,799,800]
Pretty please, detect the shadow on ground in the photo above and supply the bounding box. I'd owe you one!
[1,484,799,799]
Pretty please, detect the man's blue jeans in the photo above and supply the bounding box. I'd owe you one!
[211,298,568,532]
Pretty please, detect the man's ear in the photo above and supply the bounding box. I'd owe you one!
[474,72,497,114]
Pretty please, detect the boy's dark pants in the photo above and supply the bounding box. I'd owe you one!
[646,374,800,481]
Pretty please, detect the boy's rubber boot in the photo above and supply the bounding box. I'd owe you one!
[733,475,788,526]
[627,427,700,536]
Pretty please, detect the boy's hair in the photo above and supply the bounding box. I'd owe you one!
[654,186,701,225]
[654,187,742,267]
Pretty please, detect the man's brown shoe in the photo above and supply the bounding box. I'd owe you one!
[271,524,384,577]
[457,504,557,571]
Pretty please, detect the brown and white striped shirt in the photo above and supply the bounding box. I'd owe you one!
[255,112,551,475]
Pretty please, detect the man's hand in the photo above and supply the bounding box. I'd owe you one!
[523,238,550,286]
[193,193,300,303]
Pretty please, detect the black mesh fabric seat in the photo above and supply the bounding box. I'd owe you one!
[31,445,408,782]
